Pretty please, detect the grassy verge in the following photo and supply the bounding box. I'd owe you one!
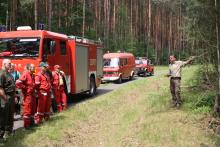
[5,65,220,147]
[181,66,216,114]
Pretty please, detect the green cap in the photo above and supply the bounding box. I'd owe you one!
[39,62,47,67]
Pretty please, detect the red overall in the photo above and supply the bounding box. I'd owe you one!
[16,71,36,128]
[52,71,67,112]
[35,71,51,124]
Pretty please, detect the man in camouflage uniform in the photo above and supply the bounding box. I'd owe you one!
[167,55,195,108]
[0,59,16,140]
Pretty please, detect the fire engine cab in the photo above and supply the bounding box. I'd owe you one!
[0,26,103,96]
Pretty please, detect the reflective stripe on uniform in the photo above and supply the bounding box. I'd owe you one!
[16,80,23,83]
[35,112,44,116]
[23,115,31,119]
[41,92,47,96]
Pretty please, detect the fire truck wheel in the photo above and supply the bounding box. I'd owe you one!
[149,70,154,76]
[117,76,122,84]
[143,71,148,77]
[129,73,134,80]
[89,77,96,97]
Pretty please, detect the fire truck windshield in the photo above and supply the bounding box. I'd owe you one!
[0,38,40,57]
[135,60,143,65]
[104,58,119,67]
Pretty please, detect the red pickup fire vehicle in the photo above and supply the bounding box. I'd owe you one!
[0,26,103,96]
[102,52,135,83]
[135,58,154,76]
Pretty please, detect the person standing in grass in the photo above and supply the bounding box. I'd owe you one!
[52,65,67,112]
[0,59,16,140]
[35,62,52,124]
[16,64,36,129]
[10,63,21,115]
[166,55,195,108]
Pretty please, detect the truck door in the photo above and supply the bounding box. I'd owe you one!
[57,40,71,92]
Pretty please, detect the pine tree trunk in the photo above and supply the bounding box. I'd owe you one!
[48,0,52,31]
[11,0,18,30]
[82,0,85,37]
[34,0,38,30]
[169,12,172,57]
[214,0,220,117]
[148,0,151,42]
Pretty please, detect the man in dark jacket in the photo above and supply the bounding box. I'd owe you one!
[0,59,16,140]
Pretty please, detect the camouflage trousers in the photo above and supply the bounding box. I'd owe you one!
[170,78,182,105]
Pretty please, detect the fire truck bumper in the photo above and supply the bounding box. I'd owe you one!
[102,76,119,82]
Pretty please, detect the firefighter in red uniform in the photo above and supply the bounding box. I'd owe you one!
[35,62,52,124]
[16,64,36,129]
[52,65,67,112]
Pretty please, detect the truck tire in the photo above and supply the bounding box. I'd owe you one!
[150,70,154,76]
[117,75,122,84]
[143,71,148,77]
[89,77,96,97]
[129,73,134,80]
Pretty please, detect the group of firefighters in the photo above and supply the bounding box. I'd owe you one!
[0,59,67,140]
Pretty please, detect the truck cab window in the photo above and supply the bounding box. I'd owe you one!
[43,39,56,55]
[124,58,128,65]
[0,38,40,57]
[60,41,66,55]
[42,39,56,61]
[120,58,127,66]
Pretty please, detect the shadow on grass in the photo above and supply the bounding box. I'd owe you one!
[4,115,66,147]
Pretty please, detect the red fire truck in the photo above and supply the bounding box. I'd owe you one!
[135,58,154,77]
[102,52,135,83]
[0,26,103,96]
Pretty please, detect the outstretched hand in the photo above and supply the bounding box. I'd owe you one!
[164,74,171,77]
[187,56,196,64]
[189,56,196,60]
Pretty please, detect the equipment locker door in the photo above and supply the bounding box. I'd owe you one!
[75,45,89,93]
[97,48,103,78]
